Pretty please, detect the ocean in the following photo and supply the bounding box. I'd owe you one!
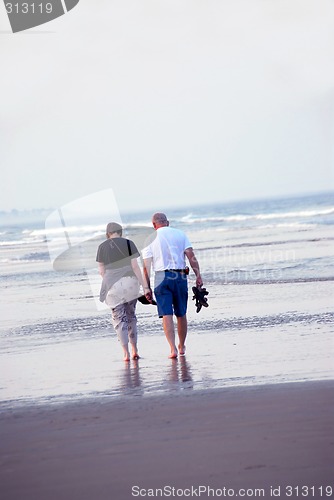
[1,192,333,407]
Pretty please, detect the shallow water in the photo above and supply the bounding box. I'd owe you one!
[1,280,333,408]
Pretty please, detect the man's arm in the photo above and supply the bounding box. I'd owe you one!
[185,247,203,287]
[142,257,153,301]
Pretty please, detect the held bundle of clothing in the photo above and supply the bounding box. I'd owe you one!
[137,294,157,305]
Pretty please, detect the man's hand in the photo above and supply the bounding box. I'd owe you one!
[144,287,153,303]
[196,276,203,288]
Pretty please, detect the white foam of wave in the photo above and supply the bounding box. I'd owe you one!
[124,222,153,229]
[252,207,334,220]
[177,207,334,224]
[28,221,152,239]
[0,239,33,247]
[185,222,313,233]
[257,223,315,230]
[27,224,106,238]
[0,237,48,247]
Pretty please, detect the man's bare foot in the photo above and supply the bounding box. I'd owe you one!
[168,350,178,359]
[178,344,186,356]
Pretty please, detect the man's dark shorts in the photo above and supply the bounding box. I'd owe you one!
[154,271,188,318]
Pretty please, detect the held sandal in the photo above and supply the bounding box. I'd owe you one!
[192,286,209,313]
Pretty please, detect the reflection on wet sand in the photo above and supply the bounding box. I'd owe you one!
[168,357,194,388]
[114,356,194,397]
[119,360,143,395]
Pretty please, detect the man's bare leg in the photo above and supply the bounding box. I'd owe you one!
[177,315,187,355]
[162,315,178,358]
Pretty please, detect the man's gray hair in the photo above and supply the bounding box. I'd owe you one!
[152,212,168,224]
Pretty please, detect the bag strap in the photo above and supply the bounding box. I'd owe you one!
[127,239,132,256]
[109,238,132,258]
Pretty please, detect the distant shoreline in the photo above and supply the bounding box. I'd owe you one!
[1,190,333,220]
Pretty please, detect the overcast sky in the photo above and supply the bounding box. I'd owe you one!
[1,0,333,214]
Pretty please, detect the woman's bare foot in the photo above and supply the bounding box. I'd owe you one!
[123,348,130,361]
[131,346,139,360]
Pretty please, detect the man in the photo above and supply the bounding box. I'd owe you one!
[142,212,203,358]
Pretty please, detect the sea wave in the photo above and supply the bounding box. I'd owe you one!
[12,252,51,262]
[175,207,334,224]
[26,225,106,237]
[28,222,153,238]
[0,240,29,247]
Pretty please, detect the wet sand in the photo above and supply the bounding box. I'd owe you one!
[1,380,333,500]
[2,306,333,407]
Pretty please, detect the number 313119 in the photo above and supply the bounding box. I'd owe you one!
[286,485,333,497]
[5,3,53,14]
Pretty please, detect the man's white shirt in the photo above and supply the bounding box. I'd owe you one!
[142,226,192,271]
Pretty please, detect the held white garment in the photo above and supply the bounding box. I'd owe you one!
[105,276,140,308]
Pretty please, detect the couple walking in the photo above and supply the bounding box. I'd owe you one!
[96,212,203,361]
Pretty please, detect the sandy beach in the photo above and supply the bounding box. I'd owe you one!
[1,380,333,500]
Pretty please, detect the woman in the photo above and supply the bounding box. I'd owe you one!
[96,222,149,361]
